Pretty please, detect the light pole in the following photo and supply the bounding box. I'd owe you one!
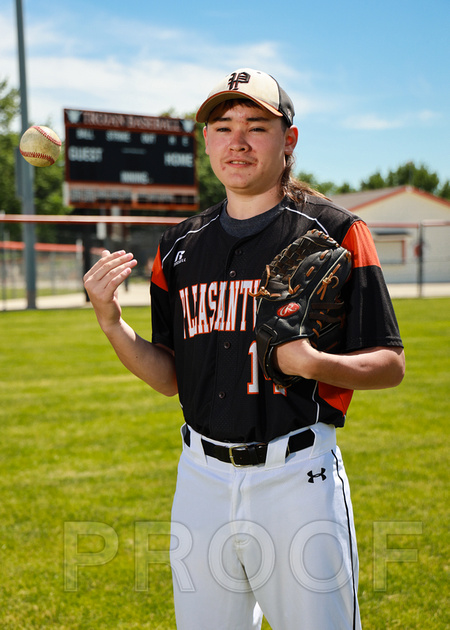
[15,0,37,309]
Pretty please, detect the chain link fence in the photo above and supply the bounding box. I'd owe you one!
[1,215,449,309]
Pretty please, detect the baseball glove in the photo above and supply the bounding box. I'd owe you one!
[252,229,352,388]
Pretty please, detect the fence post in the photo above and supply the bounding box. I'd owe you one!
[417,222,424,298]
[82,224,92,302]
[0,211,7,308]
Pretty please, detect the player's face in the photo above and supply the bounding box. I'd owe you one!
[203,102,298,201]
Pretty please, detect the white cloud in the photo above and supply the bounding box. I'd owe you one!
[9,6,437,144]
[342,110,440,131]
[417,109,439,123]
[342,114,402,130]
[0,14,17,54]
[1,7,326,138]
[23,56,214,135]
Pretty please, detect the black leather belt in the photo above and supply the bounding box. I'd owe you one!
[183,427,315,467]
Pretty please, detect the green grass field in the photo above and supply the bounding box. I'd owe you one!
[0,298,449,629]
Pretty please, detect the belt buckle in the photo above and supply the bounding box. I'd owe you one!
[229,444,252,467]
[229,443,267,467]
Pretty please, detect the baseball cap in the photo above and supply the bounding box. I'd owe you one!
[196,68,295,126]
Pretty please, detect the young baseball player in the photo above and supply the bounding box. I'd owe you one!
[84,68,405,630]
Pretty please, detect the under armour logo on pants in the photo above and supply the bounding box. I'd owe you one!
[307,468,327,483]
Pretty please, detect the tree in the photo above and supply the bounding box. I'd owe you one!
[438,180,450,201]
[0,80,21,238]
[0,78,20,130]
[386,162,439,194]
[0,78,70,241]
[33,159,68,241]
[360,161,443,196]
[296,171,338,196]
[295,171,357,196]
[360,171,386,190]
[335,182,356,194]
[195,122,225,210]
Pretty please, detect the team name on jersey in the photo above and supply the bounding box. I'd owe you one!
[179,279,260,339]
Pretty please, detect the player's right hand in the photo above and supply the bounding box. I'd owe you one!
[83,250,137,330]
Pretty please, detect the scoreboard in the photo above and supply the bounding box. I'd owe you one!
[64,109,198,211]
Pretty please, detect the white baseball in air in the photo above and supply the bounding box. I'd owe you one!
[19,125,62,167]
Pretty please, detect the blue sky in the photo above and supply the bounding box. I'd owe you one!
[1,0,448,188]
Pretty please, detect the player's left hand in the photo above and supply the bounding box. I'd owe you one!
[273,338,319,381]
[276,340,406,390]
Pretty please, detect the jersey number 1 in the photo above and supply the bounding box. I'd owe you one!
[247,341,286,396]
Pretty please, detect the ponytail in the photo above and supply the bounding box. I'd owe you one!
[281,154,329,204]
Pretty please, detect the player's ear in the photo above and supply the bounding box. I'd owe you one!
[203,125,210,156]
[284,125,298,156]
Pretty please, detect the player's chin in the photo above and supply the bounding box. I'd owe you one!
[221,166,254,183]
[223,175,272,197]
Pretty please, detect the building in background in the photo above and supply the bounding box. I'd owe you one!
[331,187,450,284]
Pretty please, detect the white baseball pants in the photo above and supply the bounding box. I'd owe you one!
[170,422,361,630]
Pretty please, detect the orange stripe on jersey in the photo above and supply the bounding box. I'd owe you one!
[318,382,354,415]
[151,246,168,292]
[342,220,381,269]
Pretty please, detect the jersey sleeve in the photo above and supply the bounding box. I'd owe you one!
[150,245,174,350]
[341,220,403,352]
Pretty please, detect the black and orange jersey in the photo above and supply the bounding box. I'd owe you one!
[150,195,403,443]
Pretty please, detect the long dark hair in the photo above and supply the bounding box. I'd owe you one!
[281,154,329,204]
